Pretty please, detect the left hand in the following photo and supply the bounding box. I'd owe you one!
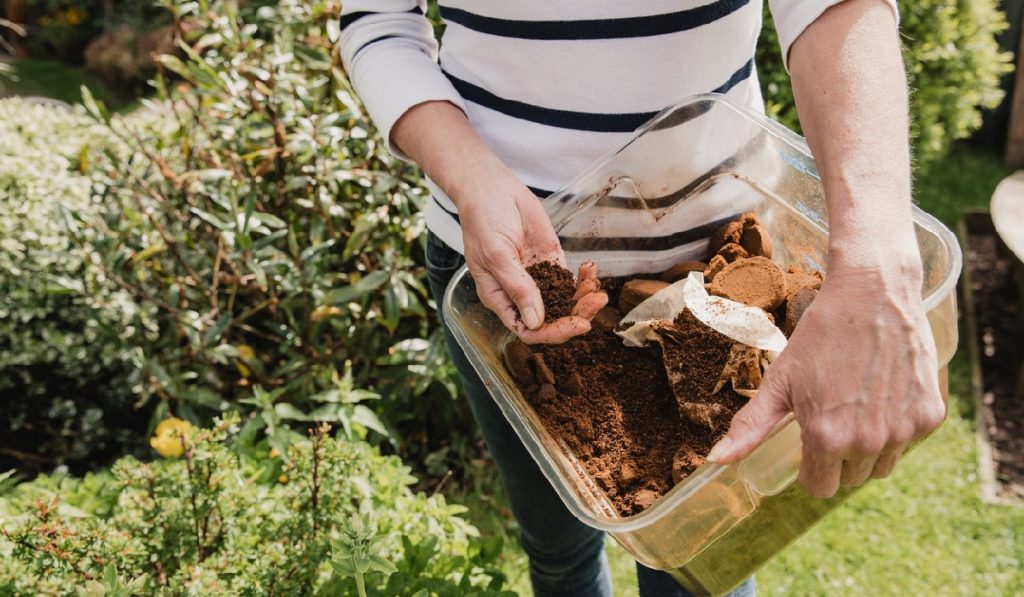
[706,260,946,498]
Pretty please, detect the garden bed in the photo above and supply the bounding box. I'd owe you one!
[960,211,1024,503]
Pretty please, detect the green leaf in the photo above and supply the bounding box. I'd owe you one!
[325,270,389,305]
[190,207,233,230]
[80,85,109,123]
[351,405,389,438]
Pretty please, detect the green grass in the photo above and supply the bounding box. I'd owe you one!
[451,145,1023,596]
[0,58,111,105]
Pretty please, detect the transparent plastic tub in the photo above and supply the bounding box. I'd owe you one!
[442,94,961,596]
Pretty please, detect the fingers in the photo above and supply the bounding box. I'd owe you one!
[577,261,598,282]
[706,371,790,464]
[839,456,877,488]
[520,317,592,345]
[869,446,906,479]
[478,252,545,330]
[573,278,601,301]
[800,446,843,498]
[472,269,528,336]
[572,291,608,319]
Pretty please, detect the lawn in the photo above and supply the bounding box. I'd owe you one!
[461,146,1024,596]
[0,58,110,105]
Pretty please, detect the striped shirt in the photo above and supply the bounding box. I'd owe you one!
[339,1,897,257]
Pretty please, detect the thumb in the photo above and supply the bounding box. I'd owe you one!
[706,371,790,464]
[490,255,544,330]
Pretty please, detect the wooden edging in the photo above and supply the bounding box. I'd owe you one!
[958,211,1024,508]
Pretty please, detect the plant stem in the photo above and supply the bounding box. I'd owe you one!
[354,570,366,597]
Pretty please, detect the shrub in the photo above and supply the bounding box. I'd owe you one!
[72,0,468,463]
[0,415,512,595]
[758,0,1013,165]
[0,98,155,475]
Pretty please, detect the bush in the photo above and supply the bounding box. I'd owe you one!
[758,0,1013,165]
[0,98,155,475]
[71,0,468,464]
[0,415,512,595]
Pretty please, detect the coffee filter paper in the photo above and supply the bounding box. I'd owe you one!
[617,271,788,359]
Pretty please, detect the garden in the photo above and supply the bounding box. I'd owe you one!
[0,0,1022,595]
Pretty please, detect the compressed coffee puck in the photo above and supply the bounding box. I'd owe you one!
[618,279,670,314]
[740,224,773,258]
[718,242,749,263]
[503,339,535,385]
[707,220,744,259]
[707,256,788,311]
[784,266,824,299]
[784,286,818,336]
[704,254,729,282]
[591,306,623,333]
[659,260,708,283]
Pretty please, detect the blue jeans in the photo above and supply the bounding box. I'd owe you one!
[425,232,755,597]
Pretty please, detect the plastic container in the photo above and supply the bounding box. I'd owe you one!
[442,94,961,596]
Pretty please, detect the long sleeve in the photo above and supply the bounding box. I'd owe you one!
[768,0,899,71]
[339,0,467,159]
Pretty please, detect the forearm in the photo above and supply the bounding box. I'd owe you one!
[391,101,521,212]
[789,0,920,279]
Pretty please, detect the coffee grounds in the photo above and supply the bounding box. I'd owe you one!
[659,310,749,435]
[521,328,701,516]
[514,305,750,516]
[527,261,577,322]
[505,212,823,516]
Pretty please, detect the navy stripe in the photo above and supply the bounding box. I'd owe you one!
[559,214,737,253]
[440,0,750,40]
[527,186,553,198]
[444,58,753,133]
[351,35,401,60]
[433,196,460,223]
[340,6,423,31]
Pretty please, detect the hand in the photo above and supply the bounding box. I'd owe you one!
[706,262,946,497]
[459,180,607,344]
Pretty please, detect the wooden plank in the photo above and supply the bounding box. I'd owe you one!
[1006,22,1024,166]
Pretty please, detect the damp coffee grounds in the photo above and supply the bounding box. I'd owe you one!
[526,261,577,322]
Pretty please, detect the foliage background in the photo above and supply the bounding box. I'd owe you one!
[757,0,1013,165]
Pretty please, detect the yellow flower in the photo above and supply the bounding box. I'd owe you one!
[64,8,84,25]
[309,305,342,322]
[269,447,280,458]
[149,417,194,458]
[237,344,255,361]
[278,474,289,484]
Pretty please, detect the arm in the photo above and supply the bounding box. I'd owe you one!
[339,2,606,343]
[392,102,607,343]
[708,0,946,497]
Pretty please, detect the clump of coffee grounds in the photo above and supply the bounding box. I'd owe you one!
[519,329,708,515]
[527,261,576,322]
[659,310,748,439]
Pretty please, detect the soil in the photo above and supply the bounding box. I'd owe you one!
[526,261,577,322]
[966,232,1024,499]
[509,212,823,516]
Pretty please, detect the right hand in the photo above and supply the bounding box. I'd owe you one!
[458,179,607,344]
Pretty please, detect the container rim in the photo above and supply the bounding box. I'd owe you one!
[440,93,963,532]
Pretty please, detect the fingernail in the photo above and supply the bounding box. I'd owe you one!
[523,306,542,330]
[706,437,733,463]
